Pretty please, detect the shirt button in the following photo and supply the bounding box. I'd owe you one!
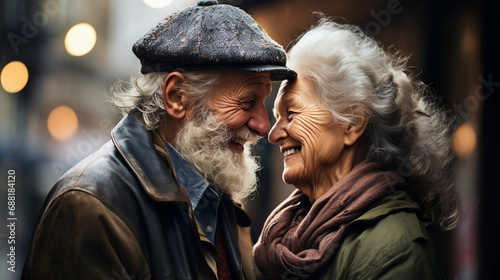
[206,225,213,233]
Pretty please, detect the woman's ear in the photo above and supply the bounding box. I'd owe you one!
[343,109,369,146]
[162,72,187,120]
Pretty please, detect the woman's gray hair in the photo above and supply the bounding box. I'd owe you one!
[287,18,460,230]
[107,70,223,130]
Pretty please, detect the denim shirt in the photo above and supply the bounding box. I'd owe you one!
[166,143,221,244]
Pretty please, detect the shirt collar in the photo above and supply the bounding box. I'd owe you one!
[165,143,223,244]
[165,143,211,209]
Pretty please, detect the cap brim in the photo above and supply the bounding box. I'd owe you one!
[237,65,297,81]
[139,60,297,81]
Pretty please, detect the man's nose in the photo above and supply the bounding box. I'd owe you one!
[247,104,271,137]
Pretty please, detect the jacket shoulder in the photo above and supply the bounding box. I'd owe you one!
[52,141,137,197]
[43,140,145,241]
[323,210,446,280]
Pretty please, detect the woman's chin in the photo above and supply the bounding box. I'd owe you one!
[282,170,300,186]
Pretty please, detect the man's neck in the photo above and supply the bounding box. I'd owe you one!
[160,118,181,148]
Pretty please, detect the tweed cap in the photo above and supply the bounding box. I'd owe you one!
[132,0,296,81]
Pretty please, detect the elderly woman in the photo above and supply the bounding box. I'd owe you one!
[253,19,460,279]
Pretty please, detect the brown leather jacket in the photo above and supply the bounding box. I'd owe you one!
[21,110,257,280]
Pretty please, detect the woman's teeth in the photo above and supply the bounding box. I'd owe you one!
[283,147,301,157]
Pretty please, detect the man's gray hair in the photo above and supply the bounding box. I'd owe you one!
[286,18,460,230]
[108,70,223,130]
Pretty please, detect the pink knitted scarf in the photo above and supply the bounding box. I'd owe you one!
[253,161,404,279]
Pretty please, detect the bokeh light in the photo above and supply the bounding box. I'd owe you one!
[64,23,97,56]
[143,0,173,9]
[1,61,29,93]
[47,106,79,142]
[453,122,477,158]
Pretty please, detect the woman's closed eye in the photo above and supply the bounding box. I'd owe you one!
[287,110,298,121]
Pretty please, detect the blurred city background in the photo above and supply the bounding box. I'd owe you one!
[1,0,499,279]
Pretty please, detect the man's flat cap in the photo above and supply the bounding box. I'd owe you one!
[133,0,296,81]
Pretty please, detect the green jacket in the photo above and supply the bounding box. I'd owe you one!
[319,191,447,280]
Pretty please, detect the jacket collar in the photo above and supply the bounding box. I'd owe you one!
[348,190,421,227]
[111,109,190,204]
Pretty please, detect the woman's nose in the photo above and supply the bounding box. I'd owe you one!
[268,120,287,144]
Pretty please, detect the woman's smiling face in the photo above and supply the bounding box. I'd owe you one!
[269,76,347,189]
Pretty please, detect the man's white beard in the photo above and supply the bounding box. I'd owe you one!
[174,110,261,202]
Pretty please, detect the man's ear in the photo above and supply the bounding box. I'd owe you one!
[162,72,187,120]
[343,109,369,146]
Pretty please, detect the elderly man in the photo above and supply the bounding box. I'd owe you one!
[21,1,296,279]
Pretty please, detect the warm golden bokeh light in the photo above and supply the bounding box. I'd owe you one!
[143,0,173,9]
[47,106,79,142]
[64,23,97,56]
[453,122,477,158]
[1,61,29,93]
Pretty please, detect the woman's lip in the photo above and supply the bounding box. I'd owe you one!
[285,150,300,158]
[284,153,295,160]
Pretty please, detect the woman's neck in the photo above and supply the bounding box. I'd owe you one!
[299,143,366,203]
